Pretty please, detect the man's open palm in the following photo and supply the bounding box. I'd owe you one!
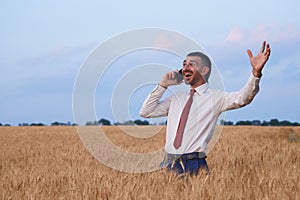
[247,41,271,77]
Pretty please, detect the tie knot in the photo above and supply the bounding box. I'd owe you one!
[190,89,196,96]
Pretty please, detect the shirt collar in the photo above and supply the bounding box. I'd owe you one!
[192,83,209,95]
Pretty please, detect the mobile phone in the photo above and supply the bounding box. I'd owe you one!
[174,69,183,82]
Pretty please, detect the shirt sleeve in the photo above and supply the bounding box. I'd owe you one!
[139,85,171,118]
[219,74,261,112]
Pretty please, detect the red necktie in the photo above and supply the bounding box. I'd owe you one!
[173,89,196,149]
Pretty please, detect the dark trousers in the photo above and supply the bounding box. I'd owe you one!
[167,156,209,176]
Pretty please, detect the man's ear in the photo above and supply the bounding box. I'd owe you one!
[201,66,210,76]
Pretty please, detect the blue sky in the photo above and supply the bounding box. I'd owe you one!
[1,0,300,125]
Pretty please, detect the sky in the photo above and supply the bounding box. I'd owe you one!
[1,0,300,125]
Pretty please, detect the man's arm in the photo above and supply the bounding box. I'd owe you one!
[140,70,181,118]
[139,85,170,118]
[219,74,261,112]
[219,41,271,111]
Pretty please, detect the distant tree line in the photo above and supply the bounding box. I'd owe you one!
[85,118,161,126]
[1,118,299,127]
[0,121,78,127]
[221,118,300,126]
[0,122,11,126]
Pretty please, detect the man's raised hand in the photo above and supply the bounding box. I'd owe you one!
[247,41,271,77]
[159,70,183,88]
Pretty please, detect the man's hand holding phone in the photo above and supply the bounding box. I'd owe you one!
[159,69,183,89]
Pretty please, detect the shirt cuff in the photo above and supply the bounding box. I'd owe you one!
[248,73,261,86]
[158,84,168,90]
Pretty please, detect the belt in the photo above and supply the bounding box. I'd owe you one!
[160,152,207,168]
[166,152,207,172]
[167,152,206,163]
[180,152,206,161]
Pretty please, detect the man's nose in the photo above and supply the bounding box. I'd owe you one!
[183,62,191,71]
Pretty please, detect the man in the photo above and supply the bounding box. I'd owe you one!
[140,41,271,175]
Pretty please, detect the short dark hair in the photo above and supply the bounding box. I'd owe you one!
[187,52,211,81]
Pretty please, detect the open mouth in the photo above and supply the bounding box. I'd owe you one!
[183,71,193,79]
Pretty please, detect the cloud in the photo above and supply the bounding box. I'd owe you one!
[225,27,244,42]
[0,43,97,124]
[154,34,172,49]
[1,43,94,91]
[224,24,300,45]
[204,24,300,94]
[208,23,300,66]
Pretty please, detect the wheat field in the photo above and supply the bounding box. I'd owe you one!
[0,126,299,200]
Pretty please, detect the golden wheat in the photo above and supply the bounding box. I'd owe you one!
[0,126,299,199]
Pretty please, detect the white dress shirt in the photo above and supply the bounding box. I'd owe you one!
[140,74,261,155]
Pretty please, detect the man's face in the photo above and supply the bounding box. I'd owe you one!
[182,56,205,86]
